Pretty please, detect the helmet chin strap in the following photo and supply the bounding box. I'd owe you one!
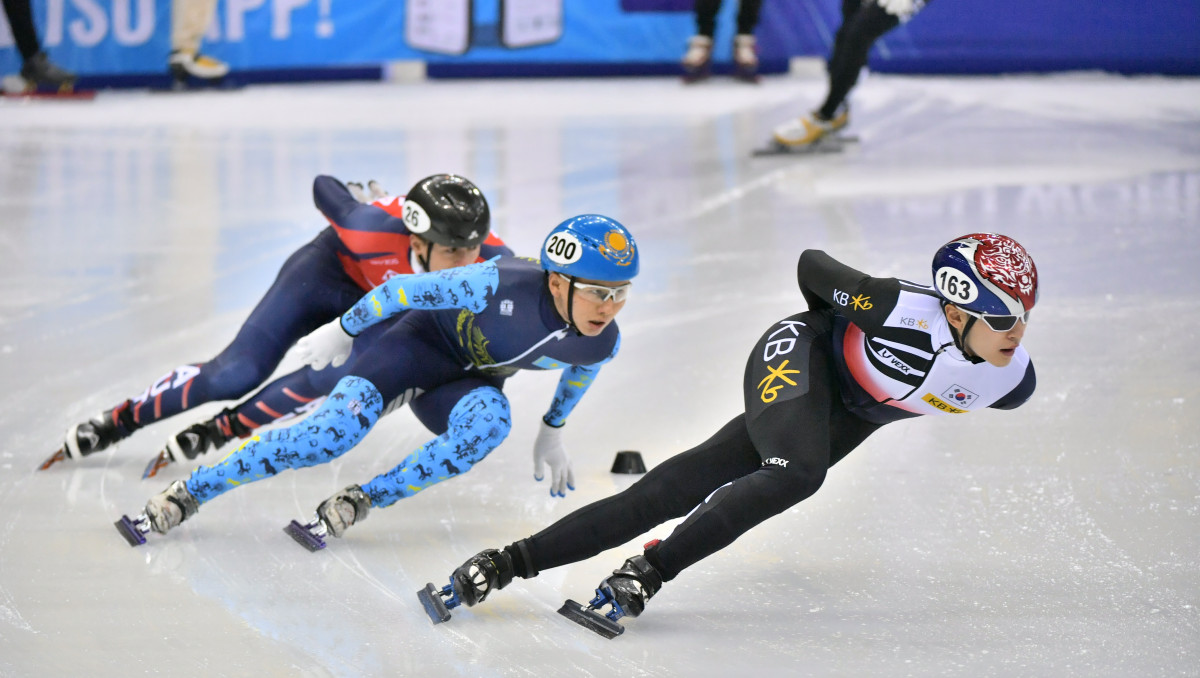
[414,237,432,273]
[944,302,985,364]
[548,272,583,335]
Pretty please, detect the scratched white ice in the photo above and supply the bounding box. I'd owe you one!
[1,72,1197,677]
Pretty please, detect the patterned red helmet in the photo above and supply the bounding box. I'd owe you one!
[931,233,1038,315]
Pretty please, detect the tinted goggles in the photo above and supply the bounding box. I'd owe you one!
[571,281,632,304]
[960,307,1030,332]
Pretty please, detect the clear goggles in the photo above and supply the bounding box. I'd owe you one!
[571,280,632,304]
[960,307,1030,332]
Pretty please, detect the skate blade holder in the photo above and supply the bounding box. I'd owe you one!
[141,449,174,479]
[417,581,461,624]
[557,593,625,639]
[114,514,149,547]
[752,135,860,157]
[283,519,327,552]
[37,447,69,471]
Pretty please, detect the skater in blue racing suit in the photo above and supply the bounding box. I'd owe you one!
[429,233,1039,632]
[128,215,641,544]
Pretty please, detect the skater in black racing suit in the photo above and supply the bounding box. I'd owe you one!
[430,233,1040,631]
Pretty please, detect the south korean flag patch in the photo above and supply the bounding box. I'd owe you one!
[941,384,979,409]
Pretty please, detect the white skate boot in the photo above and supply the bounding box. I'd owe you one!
[315,484,373,538]
[284,485,373,552]
[681,35,713,83]
[144,480,200,534]
[733,34,759,82]
[169,50,230,84]
[762,105,852,155]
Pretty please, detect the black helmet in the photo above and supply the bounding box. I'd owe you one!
[402,175,490,249]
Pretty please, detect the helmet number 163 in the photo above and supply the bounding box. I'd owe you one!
[935,267,978,304]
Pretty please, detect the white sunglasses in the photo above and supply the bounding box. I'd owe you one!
[571,281,632,304]
[959,307,1030,332]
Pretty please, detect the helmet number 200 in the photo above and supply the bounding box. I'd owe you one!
[545,233,583,265]
[935,267,979,304]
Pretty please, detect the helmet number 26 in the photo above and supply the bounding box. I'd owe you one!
[935,267,979,304]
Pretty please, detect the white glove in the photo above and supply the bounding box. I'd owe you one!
[296,318,355,370]
[877,0,918,19]
[366,180,389,201]
[346,180,392,204]
[533,420,574,498]
[346,181,369,204]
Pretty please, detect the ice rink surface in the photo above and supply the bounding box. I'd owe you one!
[1,70,1198,677]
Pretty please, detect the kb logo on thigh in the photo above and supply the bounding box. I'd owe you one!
[757,360,801,403]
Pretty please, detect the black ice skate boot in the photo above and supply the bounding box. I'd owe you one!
[19,52,77,91]
[451,548,516,607]
[417,547,517,624]
[42,400,140,470]
[168,409,247,460]
[558,554,664,638]
[143,409,250,479]
[598,555,663,619]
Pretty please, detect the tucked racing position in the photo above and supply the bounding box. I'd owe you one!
[44,174,507,472]
[418,233,1039,638]
[116,215,641,551]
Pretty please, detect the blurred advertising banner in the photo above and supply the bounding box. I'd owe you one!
[2,0,1196,78]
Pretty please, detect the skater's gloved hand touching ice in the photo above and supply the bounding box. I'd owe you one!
[297,318,355,370]
[533,419,574,498]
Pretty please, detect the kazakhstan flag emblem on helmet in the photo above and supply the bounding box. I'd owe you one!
[601,229,636,267]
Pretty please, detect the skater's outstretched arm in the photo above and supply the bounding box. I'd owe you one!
[342,261,498,333]
[532,336,620,497]
[296,260,501,369]
[543,336,618,427]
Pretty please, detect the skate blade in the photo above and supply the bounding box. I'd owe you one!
[115,515,147,547]
[752,135,859,157]
[283,520,327,552]
[557,599,624,639]
[417,583,453,624]
[2,90,95,100]
[141,450,173,479]
[37,447,68,471]
[1,76,93,100]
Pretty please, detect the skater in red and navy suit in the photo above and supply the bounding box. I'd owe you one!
[44,174,509,471]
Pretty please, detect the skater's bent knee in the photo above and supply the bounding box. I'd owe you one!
[202,356,275,400]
